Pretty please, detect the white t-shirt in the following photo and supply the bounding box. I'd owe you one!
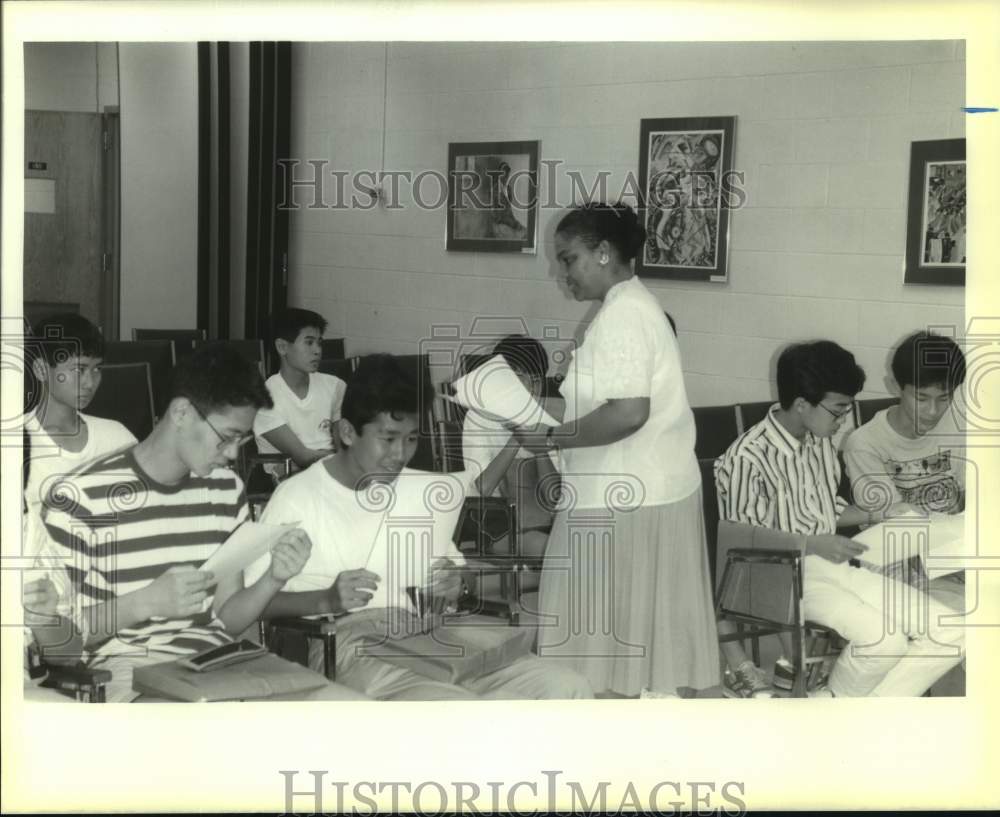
[253,372,346,455]
[843,407,966,514]
[23,412,137,557]
[246,462,468,613]
[558,276,700,509]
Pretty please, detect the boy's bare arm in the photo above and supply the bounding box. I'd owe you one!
[261,425,333,469]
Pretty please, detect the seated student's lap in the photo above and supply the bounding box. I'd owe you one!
[310,612,592,701]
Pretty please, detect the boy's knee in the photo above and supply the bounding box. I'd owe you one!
[847,629,909,662]
[544,666,593,699]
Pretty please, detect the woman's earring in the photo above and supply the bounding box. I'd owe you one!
[600,254,608,265]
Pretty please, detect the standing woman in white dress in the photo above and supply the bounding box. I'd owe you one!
[514,202,719,697]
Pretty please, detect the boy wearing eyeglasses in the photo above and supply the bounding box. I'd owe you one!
[28,343,365,701]
[714,340,964,697]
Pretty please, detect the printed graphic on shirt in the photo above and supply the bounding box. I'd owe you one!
[887,450,961,512]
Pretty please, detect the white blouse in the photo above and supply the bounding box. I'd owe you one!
[558,276,700,510]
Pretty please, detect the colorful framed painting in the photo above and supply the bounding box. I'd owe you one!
[636,116,737,282]
[904,138,966,286]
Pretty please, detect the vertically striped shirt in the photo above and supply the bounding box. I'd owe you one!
[42,447,248,662]
[714,404,847,535]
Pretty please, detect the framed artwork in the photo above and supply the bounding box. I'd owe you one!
[446,140,539,253]
[904,138,966,286]
[636,116,736,282]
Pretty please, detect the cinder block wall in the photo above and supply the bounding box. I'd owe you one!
[288,41,965,404]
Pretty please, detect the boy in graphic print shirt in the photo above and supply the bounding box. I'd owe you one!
[844,330,968,633]
[844,331,966,517]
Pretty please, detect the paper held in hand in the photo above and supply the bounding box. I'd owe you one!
[852,512,966,571]
[362,468,473,612]
[448,355,559,429]
[201,521,299,585]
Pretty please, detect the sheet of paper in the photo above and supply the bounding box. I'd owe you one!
[363,468,473,612]
[853,512,965,569]
[450,355,559,429]
[202,521,298,585]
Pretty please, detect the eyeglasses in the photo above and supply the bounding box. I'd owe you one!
[188,401,253,451]
[817,402,854,421]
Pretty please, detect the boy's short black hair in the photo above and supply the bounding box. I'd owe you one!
[891,331,967,393]
[169,342,273,414]
[492,334,548,381]
[271,308,328,345]
[341,354,426,433]
[29,313,105,366]
[776,340,866,409]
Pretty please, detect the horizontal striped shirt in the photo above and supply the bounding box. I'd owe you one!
[42,448,248,663]
[714,404,847,535]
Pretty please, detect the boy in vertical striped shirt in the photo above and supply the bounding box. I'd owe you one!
[28,343,365,701]
[715,340,964,697]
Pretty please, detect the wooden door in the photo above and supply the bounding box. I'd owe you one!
[24,111,106,331]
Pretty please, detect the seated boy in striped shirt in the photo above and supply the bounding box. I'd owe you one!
[714,340,964,697]
[27,343,365,701]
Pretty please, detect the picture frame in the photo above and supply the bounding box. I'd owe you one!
[636,116,736,282]
[446,140,539,253]
[904,138,966,286]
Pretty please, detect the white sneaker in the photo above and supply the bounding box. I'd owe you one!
[807,685,835,698]
[640,687,679,699]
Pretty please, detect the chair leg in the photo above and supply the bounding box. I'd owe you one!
[323,633,336,680]
[791,625,807,698]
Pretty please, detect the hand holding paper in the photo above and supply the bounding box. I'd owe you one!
[449,355,558,429]
[201,521,301,586]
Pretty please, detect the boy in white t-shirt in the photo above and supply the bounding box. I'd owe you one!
[21,313,136,695]
[23,313,137,558]
[248,354,591,700]
[460,335,558,590]
[253,308,346,473]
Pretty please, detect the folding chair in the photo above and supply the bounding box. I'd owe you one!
[260,616,339,680]
[103,339,176,420]
[321,337,346,360]
[434,419,540,624]
[714,521,844,697]
[237,439,292,521]
[855,397,899,427]
[693,404,741,460]
[318,356,358,381]
[26,641,111,702]
[86,362,156,440]
[194,339,267,377]
[259,554,531,680]
[132,328,205,358]
[735,400,775,434]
